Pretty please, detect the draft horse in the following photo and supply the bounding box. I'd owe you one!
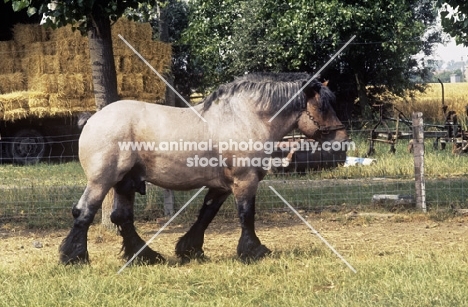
[60,73,348,264]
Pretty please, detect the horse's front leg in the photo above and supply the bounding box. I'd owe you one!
[234,181,271,261]
[60,184,107,264]
[176,188,231,263]
[110,183,165,265]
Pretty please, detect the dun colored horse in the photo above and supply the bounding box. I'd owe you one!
[60,73,348,264]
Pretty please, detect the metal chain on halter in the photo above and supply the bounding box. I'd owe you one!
[305,109,345,134]
[305,109,322,131]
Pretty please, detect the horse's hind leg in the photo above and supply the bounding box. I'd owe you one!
[60,183,109,264]
[110,175,164,264]
[175,188,231,263]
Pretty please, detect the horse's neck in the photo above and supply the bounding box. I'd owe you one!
[266,114,299,141]
[200,102,298,141]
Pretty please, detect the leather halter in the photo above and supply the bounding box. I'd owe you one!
[304,109,346,134]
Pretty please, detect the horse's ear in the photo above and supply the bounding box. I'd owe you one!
[301,81,322,109]
[322,80,329,87]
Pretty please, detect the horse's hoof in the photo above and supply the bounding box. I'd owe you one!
[176,248,205,264]
[131,247,165,265]
[59,250,90,265]
[239,244,272,263]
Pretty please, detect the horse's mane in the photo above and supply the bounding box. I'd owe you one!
[201,72,335,114]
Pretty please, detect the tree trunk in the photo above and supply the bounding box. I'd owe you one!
[87,14,119,229]
[88,15,119,109]
[158,3,176,107]
[158,2,176,216]
[158,3,170,43]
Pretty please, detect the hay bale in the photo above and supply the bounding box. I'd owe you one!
[119,56,135,73]
[28,74,58,93]
[117,73,144,96]
[21,56,44,75]
[57,74,93,98]
[0,41,13,54]
[49,95,95,115]
[149,58,170,74]
[0,58,20,74]
[28,91,49,107]
[112,18,134,38]
[13,24,46,45]
[49,93,72,115]
[0,42,20,73]
[112,18,153,42]
[55,41,75,57]
[0,19,170,122]
[0,41,19,58]
[119,56,138,73]
[49,25,83,41]
[0,73,26,93]
[72,97,96,112]
[113,41,139,57]
[147,41,172,59]
[142,75,165,94]
[22,55,61,75]
[61,54,92,74]
[28,42,44,56]
[0,91,30,121]
[28,92,50,118]
[68,97,96,113]
[121,42,172,75]
[43,55,60,74]
[55,37,89,57]
[41,41,57,56]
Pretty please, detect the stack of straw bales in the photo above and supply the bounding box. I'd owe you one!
[112,18,171,102]
[0,18,171,122]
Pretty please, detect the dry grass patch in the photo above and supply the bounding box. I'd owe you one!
[1,212,468,306]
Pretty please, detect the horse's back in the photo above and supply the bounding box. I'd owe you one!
[83,100,166,133]
[78,100,210,186]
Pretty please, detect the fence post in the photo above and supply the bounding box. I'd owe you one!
[412,112,426,212]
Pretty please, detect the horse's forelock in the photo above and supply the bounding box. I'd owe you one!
[317,84,335,112]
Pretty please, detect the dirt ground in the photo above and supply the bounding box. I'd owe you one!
[2,211,468,267]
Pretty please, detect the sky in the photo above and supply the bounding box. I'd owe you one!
[433,39,468,63]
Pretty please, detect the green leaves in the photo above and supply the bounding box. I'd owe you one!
[26,5,36,16]
[437,1,468,47]
[182,0,443,114]
[9,0,30,11]
[5,0,153,35]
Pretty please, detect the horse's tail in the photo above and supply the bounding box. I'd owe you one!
[77,112,93,130]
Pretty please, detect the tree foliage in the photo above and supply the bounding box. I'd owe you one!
[6,0,144,34]
[182,0,442,118]
[437,0,468,46]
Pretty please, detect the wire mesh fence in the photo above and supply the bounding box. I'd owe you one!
[1,125,468,229]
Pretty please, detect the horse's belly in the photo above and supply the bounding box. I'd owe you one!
[143,156,229,191]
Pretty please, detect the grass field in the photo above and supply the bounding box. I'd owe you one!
[1,213,467,306]
[0,143,467,306]
[392,82,468,125]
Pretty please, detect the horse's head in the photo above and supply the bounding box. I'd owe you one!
[297,80,348,144]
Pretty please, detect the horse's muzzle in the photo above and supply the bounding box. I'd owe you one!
[330,128,349,144]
